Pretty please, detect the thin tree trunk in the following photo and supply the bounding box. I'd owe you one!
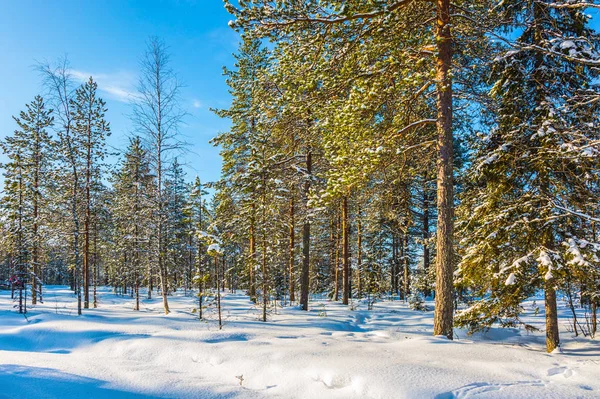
[403,234,410,302]
[74,178,82,316]
[342,196,350,305]
[566,276,578,337]
[249,206,257,301]
[197,245,204,320]
[545,278,560,352]
[592,301,597,338]
[147,257,153,300]
[289,196,295,303]
[433,0,455,339]
[392,233,397,296]
[93,219,98,308]
[300,149,311,311]
[423,179,430,297]
[197,193,204,319]
[261,169,268,322]
[215,256,222,329]
[334,210,340,301]
[357,215,362,299]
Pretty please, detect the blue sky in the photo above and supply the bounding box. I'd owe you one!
[0,0,238,184]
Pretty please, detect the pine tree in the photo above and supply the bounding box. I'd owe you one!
[71,77,110,309]
[38,58,86,314]
[1,96,54,306]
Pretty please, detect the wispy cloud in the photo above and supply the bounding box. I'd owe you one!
[192,99,203,109]
[70,69,137,103]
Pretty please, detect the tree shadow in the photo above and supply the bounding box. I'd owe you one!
[0,365,243,399]
[0,330,152,354]
[0,365,162,399]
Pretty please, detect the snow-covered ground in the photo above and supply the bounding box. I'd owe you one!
[0,286,598,399]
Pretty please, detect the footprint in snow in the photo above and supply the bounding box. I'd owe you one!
[435,380,545,399]
[309,371,352,390]
[547,367,573,378]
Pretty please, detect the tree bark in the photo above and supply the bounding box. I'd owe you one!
[433,0,455,340]
[403,234,410,301]
[300,149,312,311]
[357,215,362,299]
[215,256,222,329]
[545,278,560,352]
[93,219,98,308]
[342,196,350,305]
[423,179,431,297]
[289,196,295,303]
[249,205,257,301]
[334,210,340,301]
[592,301,597,338]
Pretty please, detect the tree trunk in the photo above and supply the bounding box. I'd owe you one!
[433,0,455,340]
[289,196,295,303]
[93,219,98,308]
[334,210,340,301]
[357,213,362,298]
[197,243,204,320]
[249,206,257,301]
[403,234,410,301]
[592,301,597,338]
[423,179,431,297]
[261,169,268,322]
[545,278,560,352]
[392,233,398,296]
[216,256,222,329]
[147,257,153,300]
[342,196,350,305]
[300,149,312,311]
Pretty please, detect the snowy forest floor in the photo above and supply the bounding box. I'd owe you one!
[0,286,598,399]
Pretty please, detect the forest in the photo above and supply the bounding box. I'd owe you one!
[1,2,600,398]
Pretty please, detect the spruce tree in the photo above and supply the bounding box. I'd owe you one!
[457,1,600,352]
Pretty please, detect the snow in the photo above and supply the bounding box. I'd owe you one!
[565,238,589,266]
[537,251,553,267]
[505,273,516,286]
[1,286,599,398]
[207,243,222,254]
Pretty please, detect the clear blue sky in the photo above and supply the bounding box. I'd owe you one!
[0,0,238,185]
[2,2,599,186]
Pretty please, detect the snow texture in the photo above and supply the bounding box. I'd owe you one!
[0,286,598,398]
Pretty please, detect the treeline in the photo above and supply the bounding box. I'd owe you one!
[0,39,218,318]
[208,0,600,352]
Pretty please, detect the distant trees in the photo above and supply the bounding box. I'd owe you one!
[108,137,153,310]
